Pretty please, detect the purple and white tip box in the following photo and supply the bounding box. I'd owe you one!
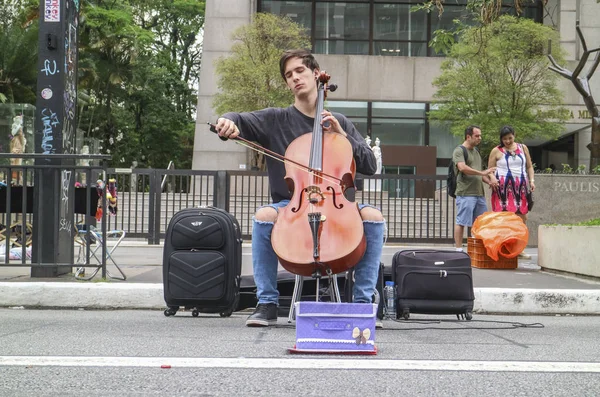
[294,301,377,353]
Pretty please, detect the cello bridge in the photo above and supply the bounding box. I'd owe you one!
[306,186,325,204]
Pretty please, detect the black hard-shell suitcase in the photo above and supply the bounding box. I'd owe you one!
[239,270,353,317]
[238,264,385,319]
[392,250,474,320]
[163,207,242,317]
[343,263,385,320]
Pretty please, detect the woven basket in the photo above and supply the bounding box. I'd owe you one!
[467,238,518,269]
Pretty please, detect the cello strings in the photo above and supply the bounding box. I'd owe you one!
[232,139,342,188]
[209,122,342,184]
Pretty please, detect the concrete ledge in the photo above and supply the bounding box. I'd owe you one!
[1,283,599,314]
[474,288,600,315]
[538,225,600,278]
[0,282,164,310]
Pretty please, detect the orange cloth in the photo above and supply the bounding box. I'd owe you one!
[471,211,529,260]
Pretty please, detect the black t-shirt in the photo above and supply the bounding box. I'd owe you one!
[221,105,377,203]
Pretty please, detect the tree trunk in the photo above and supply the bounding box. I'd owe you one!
[589,117,600,170]
[583,96,600,170]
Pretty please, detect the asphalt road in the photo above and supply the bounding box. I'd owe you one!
[1,309,599,396]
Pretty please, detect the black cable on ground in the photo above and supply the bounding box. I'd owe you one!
[376,315,545,330]
[275,317,544,330]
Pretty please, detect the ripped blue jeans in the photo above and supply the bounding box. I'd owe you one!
[252,200,385,305]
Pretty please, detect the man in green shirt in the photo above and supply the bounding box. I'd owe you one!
[452,125,497,251]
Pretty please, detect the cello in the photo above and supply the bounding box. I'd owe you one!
[270,71,366,277]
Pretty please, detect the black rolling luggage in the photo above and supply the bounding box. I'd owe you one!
[163,207,242,317]
[343,263,386,320]
[392,250,474,320]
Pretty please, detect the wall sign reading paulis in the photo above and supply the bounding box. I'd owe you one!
[554,181,600,193]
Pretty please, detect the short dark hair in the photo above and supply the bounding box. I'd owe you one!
[499,125,515,147]
[465,125,481,139]
[279,49,320,80]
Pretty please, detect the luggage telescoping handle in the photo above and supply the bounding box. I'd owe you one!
[402,250,467,255]
[396,250,469,266]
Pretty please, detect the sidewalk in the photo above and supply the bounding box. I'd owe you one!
[1,242,599,315]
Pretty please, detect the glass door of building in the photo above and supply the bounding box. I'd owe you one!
[383,165,415,198]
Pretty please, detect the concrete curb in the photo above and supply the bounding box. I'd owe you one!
[473,288,600,315]
[0,282,164,310]
[0,283,599,314]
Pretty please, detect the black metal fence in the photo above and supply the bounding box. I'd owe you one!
[0,154,110,274]
[101,169,456,244]
[0,160,456,272]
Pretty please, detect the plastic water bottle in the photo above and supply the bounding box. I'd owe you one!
[384,281,395,317]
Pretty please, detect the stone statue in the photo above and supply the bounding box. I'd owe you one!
[80,145,90,163]
[372,137,382,175]
[79,145,90,186]
[10,115,26,154]
[364,137,383,192]
[9,115,26,184]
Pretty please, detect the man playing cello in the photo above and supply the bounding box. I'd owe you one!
[214,49,385,327]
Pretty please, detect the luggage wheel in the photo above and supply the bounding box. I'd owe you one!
[401,309,410,320]
[456,311,473,321]
[220,309,233,317]
[164,307,178,317]
[219,294,238,317]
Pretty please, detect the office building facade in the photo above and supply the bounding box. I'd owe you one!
[194,0,600,175]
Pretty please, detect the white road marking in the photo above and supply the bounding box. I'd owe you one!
[1,356,600,373]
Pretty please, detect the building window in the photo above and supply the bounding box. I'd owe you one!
[326,100,462,173]
[373,3,427,56]
[325,100,368,134]
[315,40,369,55]
[259,1,313,32]
[258,0,542,57]
[429,122,462,158]
[371,102,425,146]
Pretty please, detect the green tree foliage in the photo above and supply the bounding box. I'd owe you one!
[0,0,39,104]
[414,0,543,57]
[213,13,311,113]
[1,0,203,169]
[78,0,204,169]
[429,15,570,156]
[416,0,534,25]
[213,13,311,169]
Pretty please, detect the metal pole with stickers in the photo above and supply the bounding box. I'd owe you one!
[32,0,80,276]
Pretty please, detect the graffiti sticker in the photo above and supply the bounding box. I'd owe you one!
[41,88,53,100]
[44,0,60,22]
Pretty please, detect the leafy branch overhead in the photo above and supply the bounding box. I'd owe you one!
[213,13,311,114]
[416,0,535,24]
[429,15,570,156]
[213,13,311,170]
[1,0,205,169]
[413,0,539,56]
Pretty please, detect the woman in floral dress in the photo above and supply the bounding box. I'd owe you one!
[488,126,536,221]
[488,126,536,259]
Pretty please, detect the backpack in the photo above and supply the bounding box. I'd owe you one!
[447,145,469,198]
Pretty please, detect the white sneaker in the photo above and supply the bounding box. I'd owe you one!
[518,252,532,260]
